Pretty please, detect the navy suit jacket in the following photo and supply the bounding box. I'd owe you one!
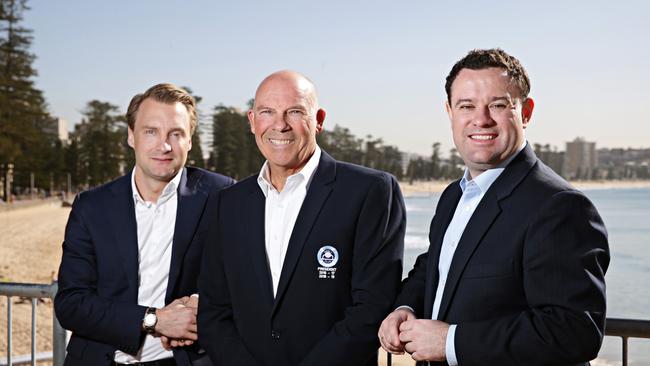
[396,145,610,366]
[198,151,406,366]
[55,167,234,366]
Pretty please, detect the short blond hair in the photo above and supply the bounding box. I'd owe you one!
[126,83,198,135]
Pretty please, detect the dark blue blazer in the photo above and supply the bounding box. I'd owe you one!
[198,151,406,366]
[55,167,234,366]
[396,145,610,366]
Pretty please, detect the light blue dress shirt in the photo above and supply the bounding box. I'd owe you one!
[436,143,526,366]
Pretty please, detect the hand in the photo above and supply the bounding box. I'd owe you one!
[160,335,194,350]
[184,294,199,309]
[378,308,416,354]
[399,319,449,362]
[154,297,198,341]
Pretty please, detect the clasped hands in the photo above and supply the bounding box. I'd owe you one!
[378,308,449,362]
[153,295,199,350]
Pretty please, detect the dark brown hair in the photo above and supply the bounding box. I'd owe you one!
[445,48,530,103]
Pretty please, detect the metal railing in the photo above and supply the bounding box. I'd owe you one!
[605,317,650,366]
[0,281,65,366]
[0,282,648,366]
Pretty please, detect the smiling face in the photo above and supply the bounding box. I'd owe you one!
[248,72,325,181]
[127,98,192,186]
[446,67,534,178]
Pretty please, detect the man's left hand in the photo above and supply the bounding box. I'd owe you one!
[398,319,449,362]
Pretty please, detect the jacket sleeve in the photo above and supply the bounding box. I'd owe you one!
[54,193,147,354]
[298,174,407,366]
[455,190,610,365]
[197,191,260,366]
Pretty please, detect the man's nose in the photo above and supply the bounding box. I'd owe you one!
[158,138,172,152]
[271,112,291,131]
[474,106,496,127]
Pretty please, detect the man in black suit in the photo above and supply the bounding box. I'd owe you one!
[198,70,406,365]
[378,49,610,366]
[55,83,234,366]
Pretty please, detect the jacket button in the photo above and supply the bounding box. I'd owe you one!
[271,330,281,339]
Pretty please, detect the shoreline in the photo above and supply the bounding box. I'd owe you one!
[399,179,650,196]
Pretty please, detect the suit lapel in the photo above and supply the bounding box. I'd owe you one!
[166,168,210,303]
[436,144,538,320]
[246,181,275,306]
[423,184,461,319]
[271,152,336,316]
[437,194,501,319]
[108,173,139,299]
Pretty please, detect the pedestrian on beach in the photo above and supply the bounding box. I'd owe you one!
[378,48,610,366]
[55,83,234,366]
[197,70,406,365]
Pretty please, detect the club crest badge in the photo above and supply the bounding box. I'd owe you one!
[317,246,339,267]
[317,245,339,279]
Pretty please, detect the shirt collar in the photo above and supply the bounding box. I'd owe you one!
[257,146,322,197]
[459,140,527,194]
[131,166,183,205]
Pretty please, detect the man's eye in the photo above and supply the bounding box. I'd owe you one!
[288,109,304,115]
[259,109,272,114]
[459,105,474,110]
[490,103,508,110]
[144,129,155,135]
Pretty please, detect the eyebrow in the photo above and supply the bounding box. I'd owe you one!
[168,127,186,134]
[454,96,511,107]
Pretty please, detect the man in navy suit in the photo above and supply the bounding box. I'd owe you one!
[55,83,234,366]
[378,49,610,366]
[198,71,406,366]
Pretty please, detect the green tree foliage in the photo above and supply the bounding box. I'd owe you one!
[68,100,126,188]
[209,103,263,180]
[0,0,58,192]
[317,125,363,165]
[180,86,205,168]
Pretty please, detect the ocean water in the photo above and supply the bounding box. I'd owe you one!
[402,187,650,365]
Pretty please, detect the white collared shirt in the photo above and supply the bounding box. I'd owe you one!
[257,147,321,296]
[114,167,182,363]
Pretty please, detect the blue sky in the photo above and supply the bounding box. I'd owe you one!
[26,0,650,155]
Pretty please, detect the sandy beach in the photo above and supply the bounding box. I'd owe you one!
[1,202,69,363]
[0,191,638,364]
[399,179,650,196]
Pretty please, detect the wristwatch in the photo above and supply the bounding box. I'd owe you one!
[142,307,158,334]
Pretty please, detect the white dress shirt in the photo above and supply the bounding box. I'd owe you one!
[257,147,321,296]
[114,167,181,363]
[433,142,525,366]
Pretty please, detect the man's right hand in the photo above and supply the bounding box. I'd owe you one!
[154,297,198,342]
[378,308,416,354]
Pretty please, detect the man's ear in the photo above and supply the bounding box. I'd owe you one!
[315,109,326,133]
[127,128,135,148]
[247,110,256,134]
[522,97,534,128]
[445,100,453,122]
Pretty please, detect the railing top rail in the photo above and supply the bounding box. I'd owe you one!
[605,317,650,339]
[0,281,57,298]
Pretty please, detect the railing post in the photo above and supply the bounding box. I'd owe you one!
[51,282,66,366]
[30,298,36,366]
[622,336,628,366]
[7,296,12,366]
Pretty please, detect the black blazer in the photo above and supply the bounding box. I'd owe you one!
[396,144,610,366]
[198,151,406,366]
[55,167,234,366]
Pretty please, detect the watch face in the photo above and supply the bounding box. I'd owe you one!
[144,313,157,327]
